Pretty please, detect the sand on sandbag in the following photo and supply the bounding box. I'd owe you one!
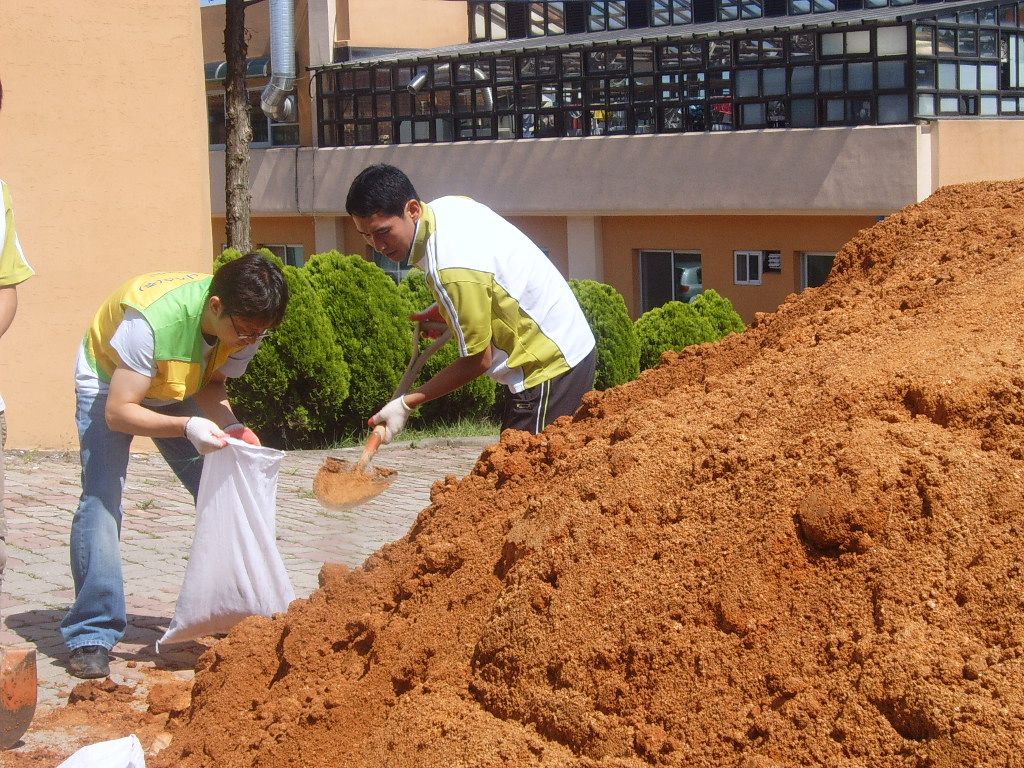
[155,180,1024,768]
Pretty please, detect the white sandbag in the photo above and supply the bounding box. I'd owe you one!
[157,438,295,651]
[57,734,145,768]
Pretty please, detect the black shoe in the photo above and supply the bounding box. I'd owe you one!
[68,645,110,679]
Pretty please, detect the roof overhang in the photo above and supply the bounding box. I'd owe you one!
[312,0,1001,72]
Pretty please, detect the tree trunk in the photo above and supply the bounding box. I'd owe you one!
[224,0,252,254]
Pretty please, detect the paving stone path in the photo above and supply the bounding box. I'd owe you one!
[0,436,495,739]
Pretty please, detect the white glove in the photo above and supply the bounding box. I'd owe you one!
[184,416,227,455]
[223,421,261,446]
[369,396,413,444]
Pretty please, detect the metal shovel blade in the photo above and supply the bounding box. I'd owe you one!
[0,648,37,749]
[312,456,396,511]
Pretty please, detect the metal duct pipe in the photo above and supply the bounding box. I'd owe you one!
[261,0,296,122]
[407,68,429,94]
[473,67,494,111]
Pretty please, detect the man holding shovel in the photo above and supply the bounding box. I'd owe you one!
[60,253,287,679]
[346,164,596,443]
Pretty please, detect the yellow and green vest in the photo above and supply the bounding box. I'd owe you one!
[82,272,239,402]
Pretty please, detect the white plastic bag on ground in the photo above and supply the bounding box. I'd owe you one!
[57,734,145,768]
[157,438,295,650]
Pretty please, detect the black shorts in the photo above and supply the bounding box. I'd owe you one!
[501,347,597,434]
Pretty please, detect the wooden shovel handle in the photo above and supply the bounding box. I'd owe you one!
[355,320,453,474]
[394,320,453,397]
[354,424,388,472]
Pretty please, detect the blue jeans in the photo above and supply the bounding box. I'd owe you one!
[60,390,204,652]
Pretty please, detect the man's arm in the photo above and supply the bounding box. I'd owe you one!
[403,346,492,409]
[191,371,241,428]
[406,277,494,406]
[369,346,491,442]
[104,367,192,437]
[0,285,17,339]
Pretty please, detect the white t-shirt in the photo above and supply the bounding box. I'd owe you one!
[75,308,259,407]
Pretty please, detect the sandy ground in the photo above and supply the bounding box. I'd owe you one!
[0,438,494,766]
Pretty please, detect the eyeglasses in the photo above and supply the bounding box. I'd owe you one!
[228,314,273,343]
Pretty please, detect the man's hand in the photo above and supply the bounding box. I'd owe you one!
[410,303,447,339]
[224,422,261,446]
[369,396,413,444]
[185,417,228,455]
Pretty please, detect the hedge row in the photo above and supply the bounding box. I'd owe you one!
[221,252,744,448]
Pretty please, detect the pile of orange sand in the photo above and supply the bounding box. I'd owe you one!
[154,181,1024,767]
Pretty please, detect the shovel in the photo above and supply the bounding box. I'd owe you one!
[0,648,37,749]
[313,319,452,511]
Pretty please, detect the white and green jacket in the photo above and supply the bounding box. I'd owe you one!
[410,197,595,393]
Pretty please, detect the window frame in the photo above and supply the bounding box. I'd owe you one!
[370,248,413,283]
[258,243,306,268]
[800,251,835,290]
[638,249,703,312]
[734,250,764,286]
[207,88,300,150]
[320,8,1024,147]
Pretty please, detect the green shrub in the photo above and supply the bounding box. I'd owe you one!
[692,289,745,339]
[214,247,284,273]
[305,252,413,433]
[635,300,717,371]
[398,269,497,423]
[569,279,639,390]
[224,258,351,449]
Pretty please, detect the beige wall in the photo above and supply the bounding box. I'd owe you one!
[928,120,1024,188]
[0,2,212,449]
[507,216,569,275]
[204,1,468,60]
[212,216,317,261]
[342,1,468,50]
[601,214,877,322]
[202,4,271,60]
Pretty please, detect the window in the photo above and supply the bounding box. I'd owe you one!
[734,250,763,285]
[528,2,567,36]
[207,90,299,148]
[327,13,947,146]
[720,0,763,21]
[652,0,693,25]
[371,249,412,283]
[1002,33,1024,88]
[470,1,508,41]
[877,26,908,56]
[472,3,487,40]
[588,0,627,31]
[260,244,305,267]
[800,252,834,289]
[639,250,702,311]
[208,94,226,145]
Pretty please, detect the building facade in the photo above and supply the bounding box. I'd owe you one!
[203,0,1024,326]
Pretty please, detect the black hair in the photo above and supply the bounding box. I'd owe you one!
[210,253,289,327]
[345,164,419,218]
